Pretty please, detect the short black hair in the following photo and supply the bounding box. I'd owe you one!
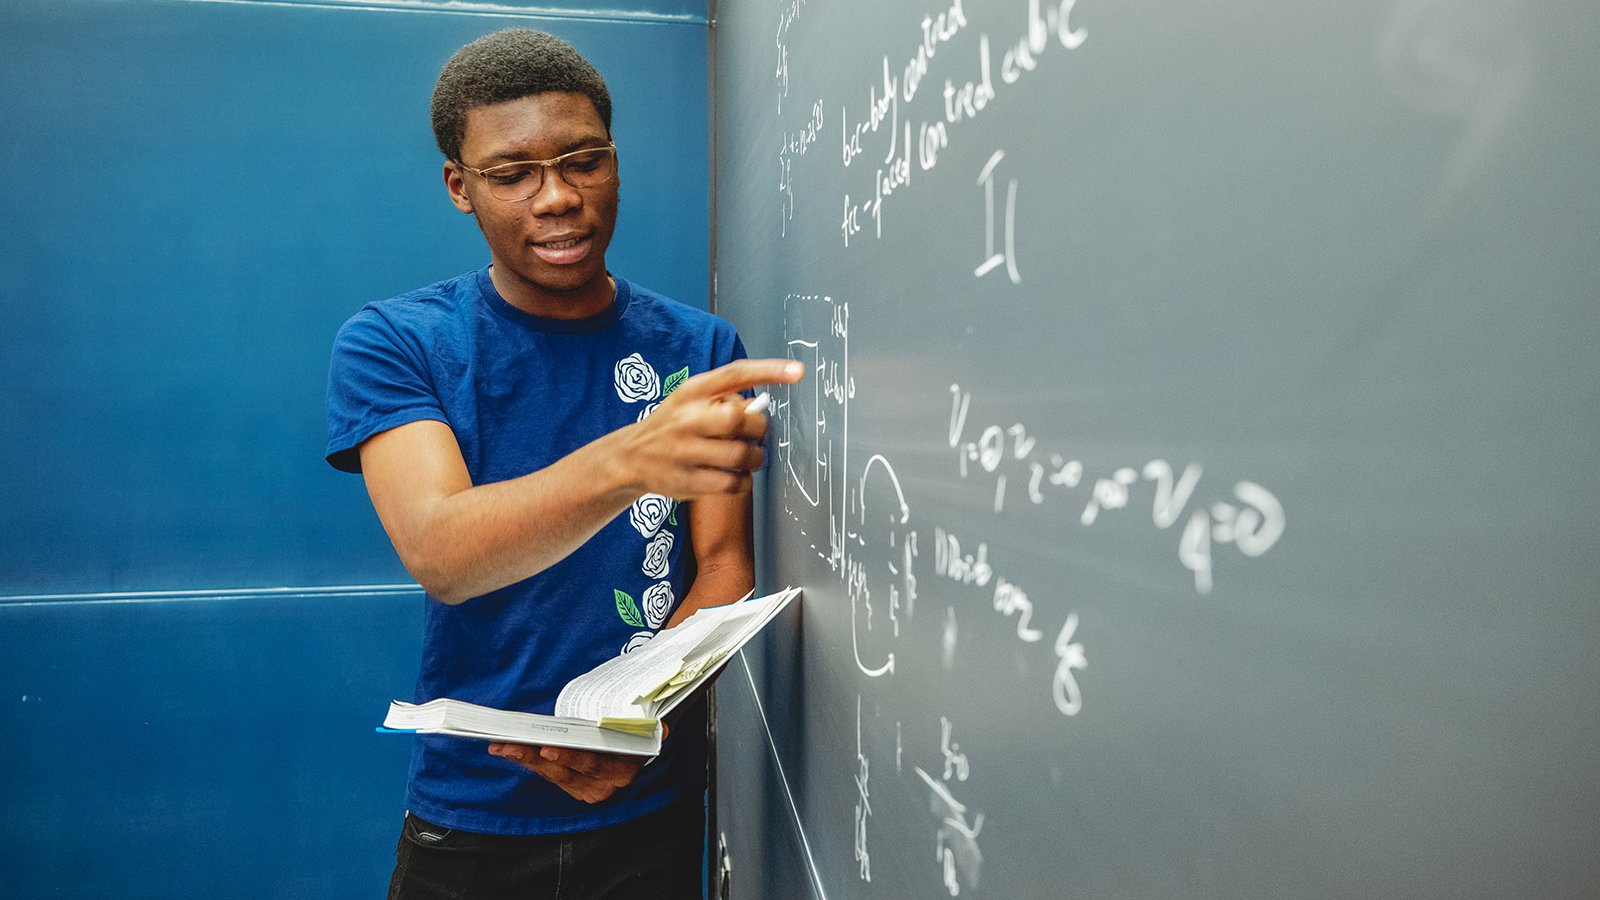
[430,29,613,162]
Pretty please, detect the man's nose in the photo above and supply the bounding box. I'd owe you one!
[527,163,582,214]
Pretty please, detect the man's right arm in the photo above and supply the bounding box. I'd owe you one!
[357,358,802,605]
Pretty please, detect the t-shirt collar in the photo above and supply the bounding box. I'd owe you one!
[475,266,630,334]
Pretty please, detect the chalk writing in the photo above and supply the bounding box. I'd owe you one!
[935,528,1044,641]
[940,716,970,782]
[871,120,914,238]
[904,0,972,104]
[741,7,1323,900]
[914,764,984,895]
[947,384,1286,593]
[941,606,959,670]
[840,195,863,246]
[975,150,1021,283]
[934,525,1074,706]
[1052,613,1087,716]
[779,99,826,236]
[854,694,873,881]
[774,0,807,114]
[779,294,920,678]
[1001,0,1088,86]
[992,577,1043,642]
[831,0,1088,244]
[1178,481,1287,594]
[933,528,992,587]
[841,57,899,170]
[943,34,997,126]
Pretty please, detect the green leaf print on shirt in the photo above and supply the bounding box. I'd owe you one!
[662,366,691,397]
[614,589,645,628]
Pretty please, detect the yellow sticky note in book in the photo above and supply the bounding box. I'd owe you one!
[597,717,661,737]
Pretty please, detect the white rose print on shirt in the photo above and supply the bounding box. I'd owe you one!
[642,530,674,579]
[643,581,675,630]
[630,494,676,538]
[607,356,695,653]
[613,353,660,403]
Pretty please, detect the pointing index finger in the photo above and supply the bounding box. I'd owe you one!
[675,358,804,402]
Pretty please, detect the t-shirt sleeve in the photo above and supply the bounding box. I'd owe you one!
[725,324,749,368]
[324,308,447,473]
[710,317,752,397]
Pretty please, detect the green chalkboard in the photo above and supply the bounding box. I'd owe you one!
[710,0,1600,898]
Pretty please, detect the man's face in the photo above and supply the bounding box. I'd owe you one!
[445,91,619,316]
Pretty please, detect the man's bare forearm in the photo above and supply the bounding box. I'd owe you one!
[362,359,800,605]
[668,556,755,628]
[387,428,643,604]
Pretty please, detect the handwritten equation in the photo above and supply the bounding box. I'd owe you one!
[753,5,1299,897]
[914,715,984,896]
[774,0,807,114]
[778,0,1086,273]
[947,384,1287,594]
[780,292,1087,895]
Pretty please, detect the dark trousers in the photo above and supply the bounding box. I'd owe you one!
[387,801,705,900]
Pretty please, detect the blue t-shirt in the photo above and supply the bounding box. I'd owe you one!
[325,267,744,835]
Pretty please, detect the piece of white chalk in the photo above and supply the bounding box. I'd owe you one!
[745,391,771,414]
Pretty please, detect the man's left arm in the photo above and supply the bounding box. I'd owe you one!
[668,490,755,627]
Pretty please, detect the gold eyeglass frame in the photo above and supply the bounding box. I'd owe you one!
[455,142,618,201]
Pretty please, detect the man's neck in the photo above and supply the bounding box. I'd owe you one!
[489,265,616,320]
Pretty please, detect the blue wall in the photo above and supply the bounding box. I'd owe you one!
[0,0,709,895]
[0,587,425,896]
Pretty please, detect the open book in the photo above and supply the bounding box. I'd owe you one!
[380,586,800,757]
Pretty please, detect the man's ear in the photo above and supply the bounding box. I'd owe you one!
[443,161,474,214]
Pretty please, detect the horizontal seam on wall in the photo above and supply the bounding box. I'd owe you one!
[0,584,426,607]
[160,0,709,25]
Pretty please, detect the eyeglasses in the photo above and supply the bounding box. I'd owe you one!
[456,143,618,201]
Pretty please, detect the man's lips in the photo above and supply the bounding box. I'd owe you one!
[530,233,593,266]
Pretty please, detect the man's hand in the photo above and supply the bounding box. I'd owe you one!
[487,742,654,804]
[358,356,801,604]
[617,358,804,499]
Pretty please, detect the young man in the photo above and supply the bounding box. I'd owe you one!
[324,29,800,899]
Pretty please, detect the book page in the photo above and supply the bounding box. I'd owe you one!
[648,586,800,717]
[382,699,660,756]
[554,588,798,721]
[553,609,727,721]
